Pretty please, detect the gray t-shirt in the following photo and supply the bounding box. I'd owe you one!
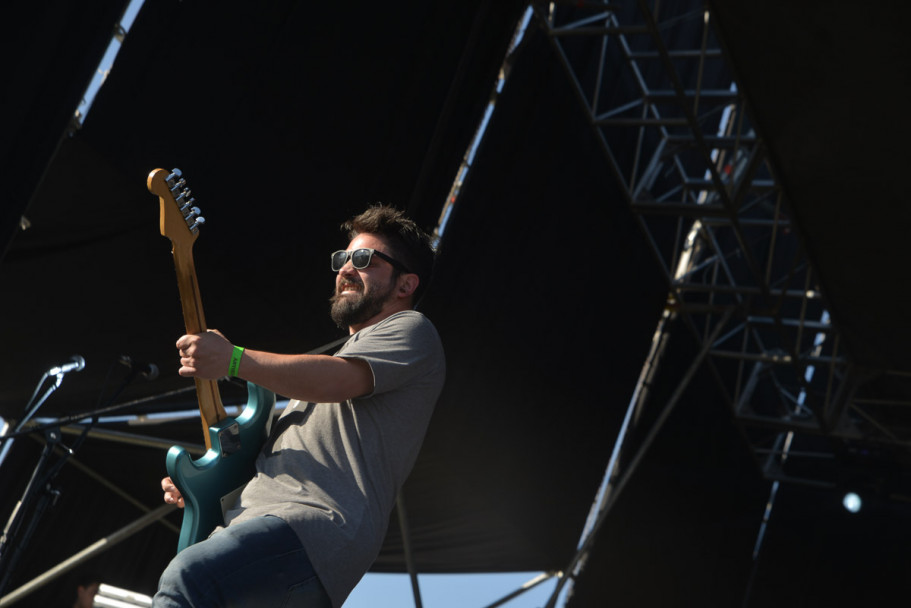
[223,310,445,607]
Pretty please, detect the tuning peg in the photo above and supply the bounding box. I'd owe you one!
[188,215,205,234]
[184,205,204,226]
[169,179,187,195]
[178,196,196,214]
[166,168,183,187]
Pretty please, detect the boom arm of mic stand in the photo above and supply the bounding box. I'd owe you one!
[11,373,63,436]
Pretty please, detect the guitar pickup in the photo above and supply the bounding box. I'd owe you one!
[217,421,242,457]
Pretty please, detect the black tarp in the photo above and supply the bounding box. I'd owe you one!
[3,1,911,606]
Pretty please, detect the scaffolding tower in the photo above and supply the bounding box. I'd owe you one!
[531,1,911,605]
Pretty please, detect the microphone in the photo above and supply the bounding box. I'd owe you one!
[119,355,159,380]
[48,356,86,376]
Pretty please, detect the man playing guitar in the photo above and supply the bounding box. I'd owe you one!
[154,205,445,607]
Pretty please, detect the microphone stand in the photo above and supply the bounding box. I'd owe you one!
[0,364,147,597]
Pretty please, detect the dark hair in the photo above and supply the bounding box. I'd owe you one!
[342,204,436,304]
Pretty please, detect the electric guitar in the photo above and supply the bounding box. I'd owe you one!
[148,168,275,553]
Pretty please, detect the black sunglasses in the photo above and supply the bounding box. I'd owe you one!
[331,248,412,274]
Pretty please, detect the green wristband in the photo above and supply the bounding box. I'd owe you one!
[228,346,245,377]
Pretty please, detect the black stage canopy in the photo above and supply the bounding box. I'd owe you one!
[2,1,910,606]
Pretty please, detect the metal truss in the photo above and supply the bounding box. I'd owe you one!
[532,0,911,604]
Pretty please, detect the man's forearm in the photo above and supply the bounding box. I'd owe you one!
[235,350,373,403]
[177,331,373,403]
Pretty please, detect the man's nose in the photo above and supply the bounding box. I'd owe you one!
[338,260,357,277]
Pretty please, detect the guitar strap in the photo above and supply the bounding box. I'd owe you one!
[261,334,351,456]
[262,403,314,456]
[310,335,351,355]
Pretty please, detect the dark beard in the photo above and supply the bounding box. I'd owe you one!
[329,282,392,329]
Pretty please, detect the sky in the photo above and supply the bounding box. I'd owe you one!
[345,572,560,608]
[89,571,562,607]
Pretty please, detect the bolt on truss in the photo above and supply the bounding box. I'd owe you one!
[532,0,911,604]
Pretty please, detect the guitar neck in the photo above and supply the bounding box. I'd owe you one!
[148,168,226,450]
[171,242,227,439]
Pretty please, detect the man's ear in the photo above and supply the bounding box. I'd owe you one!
[397,273,419,298]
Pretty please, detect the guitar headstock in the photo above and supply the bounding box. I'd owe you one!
[147,168,206,248]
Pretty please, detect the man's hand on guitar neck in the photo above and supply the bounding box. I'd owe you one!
[177,329,234,380]
[162,476,185,509]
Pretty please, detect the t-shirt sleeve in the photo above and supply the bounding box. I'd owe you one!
[335,311,444,398]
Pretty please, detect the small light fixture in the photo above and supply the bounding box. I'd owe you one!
[842,492,862,513]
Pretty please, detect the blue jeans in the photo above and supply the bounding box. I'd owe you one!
[153,515,332,608]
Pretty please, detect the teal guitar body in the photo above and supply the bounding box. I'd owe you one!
[166,382,276,552]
